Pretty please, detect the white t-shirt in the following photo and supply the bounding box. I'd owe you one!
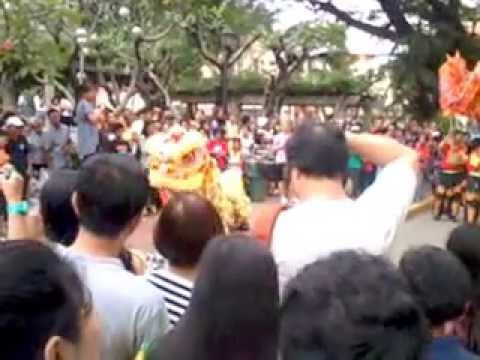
[272,132,290,164]
[271,158,417,291]
[56,247,170,360]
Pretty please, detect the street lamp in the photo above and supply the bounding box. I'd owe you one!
[75,27,89,84]
[131,26,143,37]
[119,6,130,18]
[219,31,240,114]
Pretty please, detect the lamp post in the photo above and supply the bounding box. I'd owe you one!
[75,27,88,84]
[219,31,240,114]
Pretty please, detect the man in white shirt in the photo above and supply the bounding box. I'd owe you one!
[272,123,419,290]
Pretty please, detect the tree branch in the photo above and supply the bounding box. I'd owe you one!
[188,26,221,68]
[425,0,464,31]
[88,2,108,33]
[228,33,261,67]
[308,0,400,40]
[147,70,171,107]
[377,0,414,37]
[53,80,74,104]
[141,24,174,43]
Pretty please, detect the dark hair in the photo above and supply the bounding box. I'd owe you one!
[40,170,79,246]
[447,224,480,283]
[77,81,97,96]
[281,251,427,360]
[149,235,279,360]
[286,122,349,179]
[400,246,471,327]
[75,154,149,238]
[154,192,224,267]
[0,240,92,358]
[114,140,131,153]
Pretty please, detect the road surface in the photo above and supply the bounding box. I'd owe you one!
[387,212,457,264]
[127,211,459,261]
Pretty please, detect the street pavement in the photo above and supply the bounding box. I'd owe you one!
[127,210,459,262]
[387,212,457,264]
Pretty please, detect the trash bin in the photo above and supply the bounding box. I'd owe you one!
[245,160,269,202]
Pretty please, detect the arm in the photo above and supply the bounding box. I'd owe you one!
[1,173,41,240]
[346,132,419,171]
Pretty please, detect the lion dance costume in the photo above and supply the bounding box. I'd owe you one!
[437,52,480,222]
[145,126,251,230]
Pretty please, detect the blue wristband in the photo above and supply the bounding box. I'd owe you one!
[7,201,29,216]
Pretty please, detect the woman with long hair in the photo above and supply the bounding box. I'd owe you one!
[143,234,279,360]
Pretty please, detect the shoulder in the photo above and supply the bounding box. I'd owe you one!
[147,268,193,292]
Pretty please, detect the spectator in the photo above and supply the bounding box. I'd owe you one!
[40,169,79,246]
[272,119,292,204]
[59,154,170,360]
[43,107,71,169]
[207,127,228,171]
[147,192,225,325]
[5,115,29,176]
[27,117,47,178]
[272,123,419,289]
[74,82,100,159]
[280,250,427,360]
[0,240,100,360]
[400,246,478,359]
[447,224,480,353]
[4,167,149,274]
[145,235,279,360]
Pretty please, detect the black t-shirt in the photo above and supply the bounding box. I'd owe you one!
[7,136,29,175]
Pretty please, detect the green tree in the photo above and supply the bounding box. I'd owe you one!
[301,0,480,120]
[180,0,274,113]
[0,0,81,108]
[264,22,347,117]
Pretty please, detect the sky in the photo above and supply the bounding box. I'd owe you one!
[268,0,393,55]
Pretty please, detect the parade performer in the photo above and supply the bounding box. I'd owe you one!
[464,138,480,224]
[433,131,467,221]
[145,126,250,230]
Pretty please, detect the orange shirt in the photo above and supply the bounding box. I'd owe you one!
[441,143,467,172]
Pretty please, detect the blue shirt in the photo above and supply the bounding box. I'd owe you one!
[426,337,480,360]
[75,99,99,159]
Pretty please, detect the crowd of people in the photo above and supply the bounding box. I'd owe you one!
[3,82,480,360]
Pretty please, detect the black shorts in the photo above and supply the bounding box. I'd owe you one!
[439,172,465,189]
[467,176,480,193]
[258,162,285,182]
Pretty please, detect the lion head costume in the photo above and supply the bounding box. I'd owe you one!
[145,126,251,230]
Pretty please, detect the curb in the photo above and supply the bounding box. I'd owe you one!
[406,196,433,220]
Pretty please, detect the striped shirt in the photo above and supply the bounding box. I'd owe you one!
[146,268,193,326]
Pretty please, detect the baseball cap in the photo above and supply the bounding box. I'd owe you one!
[4,116,24,128]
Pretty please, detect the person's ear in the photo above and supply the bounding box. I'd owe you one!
[71,192,80,217]
[44,336,73,360]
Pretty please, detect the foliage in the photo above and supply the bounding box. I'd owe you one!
[288,70,371,96]
[0,0,81,87]
[302,0,480,120]
[175,70,368,96]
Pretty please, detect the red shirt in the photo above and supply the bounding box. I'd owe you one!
[207,139,228,170]
[416,143,431,169]
[441,143,466,172]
